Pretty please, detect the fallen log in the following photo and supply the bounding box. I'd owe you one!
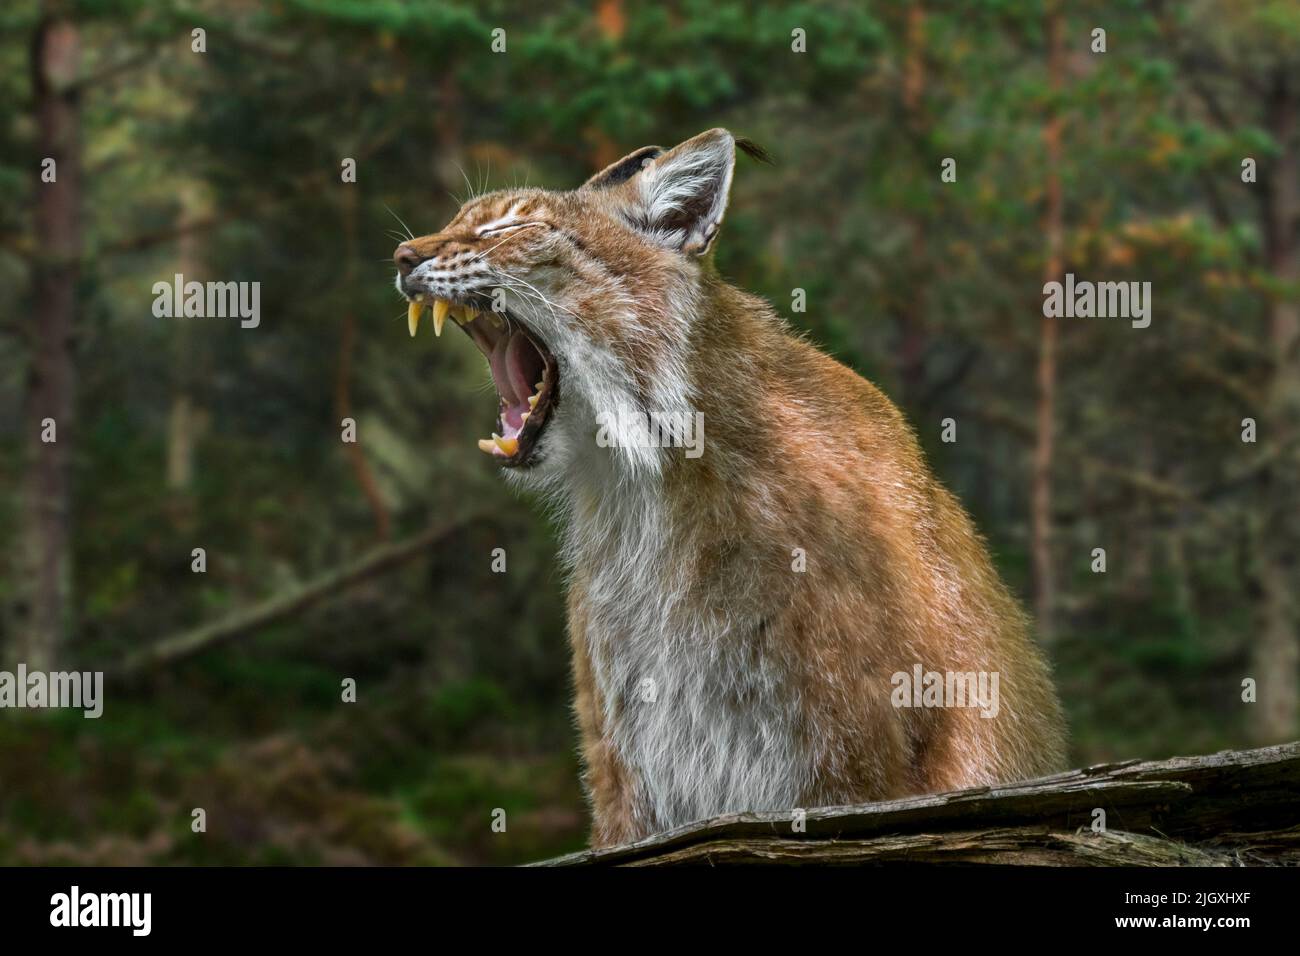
[534,741,1300,866]
[115,513,487,674]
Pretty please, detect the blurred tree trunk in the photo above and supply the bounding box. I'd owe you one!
[8,10,81,671]
[166,185,206,507]
[898,3,928,409]
[1251,71,1299,743]
[1031,1,1064,644]
[596,0,625,41]
[585,0,625,169]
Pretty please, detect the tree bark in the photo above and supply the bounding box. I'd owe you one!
[1031,1,1064,644]
[535,742,1300,866]
[1250,71,1299,744]
[8,10,81,671]
[897,3,928,409]
[166,184,206,504]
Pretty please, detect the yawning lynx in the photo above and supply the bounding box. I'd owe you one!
[394,128,1066,847]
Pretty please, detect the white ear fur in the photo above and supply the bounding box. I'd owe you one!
[628,128,736,255]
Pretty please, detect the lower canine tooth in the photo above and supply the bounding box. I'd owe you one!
[492,434,518,456]
[407,301,423,337]
[432,299,450,336]
[477,438,496,455]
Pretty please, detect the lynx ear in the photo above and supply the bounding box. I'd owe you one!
[582,145,664,190]
[617,128,739,256]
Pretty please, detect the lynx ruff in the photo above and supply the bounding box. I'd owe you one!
[393,129,1066,846]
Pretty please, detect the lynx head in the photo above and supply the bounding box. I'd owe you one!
[393,128,762,488]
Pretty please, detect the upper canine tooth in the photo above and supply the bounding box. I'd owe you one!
[407,300,423,337]
[432,299,450,337]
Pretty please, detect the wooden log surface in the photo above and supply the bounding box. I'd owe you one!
[533,741,1300,866]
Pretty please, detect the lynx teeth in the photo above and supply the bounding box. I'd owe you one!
[432,299,450,337]
[477,434,518,457]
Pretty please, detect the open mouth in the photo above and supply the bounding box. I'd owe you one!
[406,295,558,467]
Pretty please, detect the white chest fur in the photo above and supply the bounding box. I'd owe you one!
[570,487,811,831]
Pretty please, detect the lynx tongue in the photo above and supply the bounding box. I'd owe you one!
[487,331,536,410]
[481,328,544,456]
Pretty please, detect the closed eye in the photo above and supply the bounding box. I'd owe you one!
[478,221,547,238]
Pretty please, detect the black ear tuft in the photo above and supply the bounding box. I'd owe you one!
[582,146,665,190]
[735,138,774,165]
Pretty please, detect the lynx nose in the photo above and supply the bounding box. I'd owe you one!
[394,243,427,278]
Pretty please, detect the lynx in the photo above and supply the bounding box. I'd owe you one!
[393,128,1066,847]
